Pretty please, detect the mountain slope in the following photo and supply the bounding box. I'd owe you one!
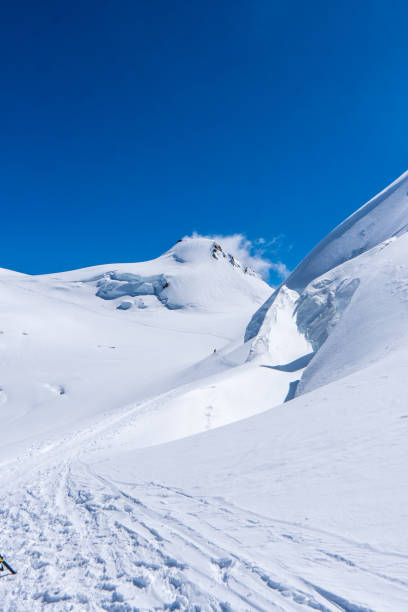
[0,236,291,465]
[287,168,408,292]
[246,170,408,391]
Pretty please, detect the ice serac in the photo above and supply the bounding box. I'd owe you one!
[295,231,408,394]
[248,285,312,364]
[67,236,270,312]
[294,275,360,352]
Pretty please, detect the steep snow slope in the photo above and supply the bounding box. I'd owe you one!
[246,169,408,345]
[294,235,404,394]
[246,170,408,390]
[287,168,408,292]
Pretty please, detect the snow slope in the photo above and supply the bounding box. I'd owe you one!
[0,237,284,461]
[286,168,408,292]
[246,169,408,345]
[1,174,408,611]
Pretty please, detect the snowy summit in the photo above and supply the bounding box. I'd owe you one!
[1,172,408,610]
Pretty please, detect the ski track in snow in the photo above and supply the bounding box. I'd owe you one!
[1,451,407,612]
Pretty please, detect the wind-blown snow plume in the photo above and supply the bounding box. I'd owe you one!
[188,232,289,282]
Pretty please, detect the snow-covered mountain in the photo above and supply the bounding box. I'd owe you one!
[0,236,276,461]
[1,175,408,611]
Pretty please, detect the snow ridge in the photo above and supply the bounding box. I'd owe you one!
[245,170,408,390]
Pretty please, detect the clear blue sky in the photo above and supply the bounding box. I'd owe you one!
[2,1,408,279]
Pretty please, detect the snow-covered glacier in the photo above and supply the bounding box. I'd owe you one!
[1,174,408,610]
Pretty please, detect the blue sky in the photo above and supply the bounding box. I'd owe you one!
[1,1,408,282]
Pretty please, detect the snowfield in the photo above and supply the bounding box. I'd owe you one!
[1,175,408,611]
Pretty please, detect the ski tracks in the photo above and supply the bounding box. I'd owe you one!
[1,458,408,610]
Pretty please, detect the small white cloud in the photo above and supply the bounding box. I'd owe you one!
[269,260,291,279]
[189,232,290,284]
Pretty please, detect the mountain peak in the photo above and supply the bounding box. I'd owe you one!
[166,236,259,277]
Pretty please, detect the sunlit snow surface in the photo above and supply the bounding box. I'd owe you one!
[1,180,408,611]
